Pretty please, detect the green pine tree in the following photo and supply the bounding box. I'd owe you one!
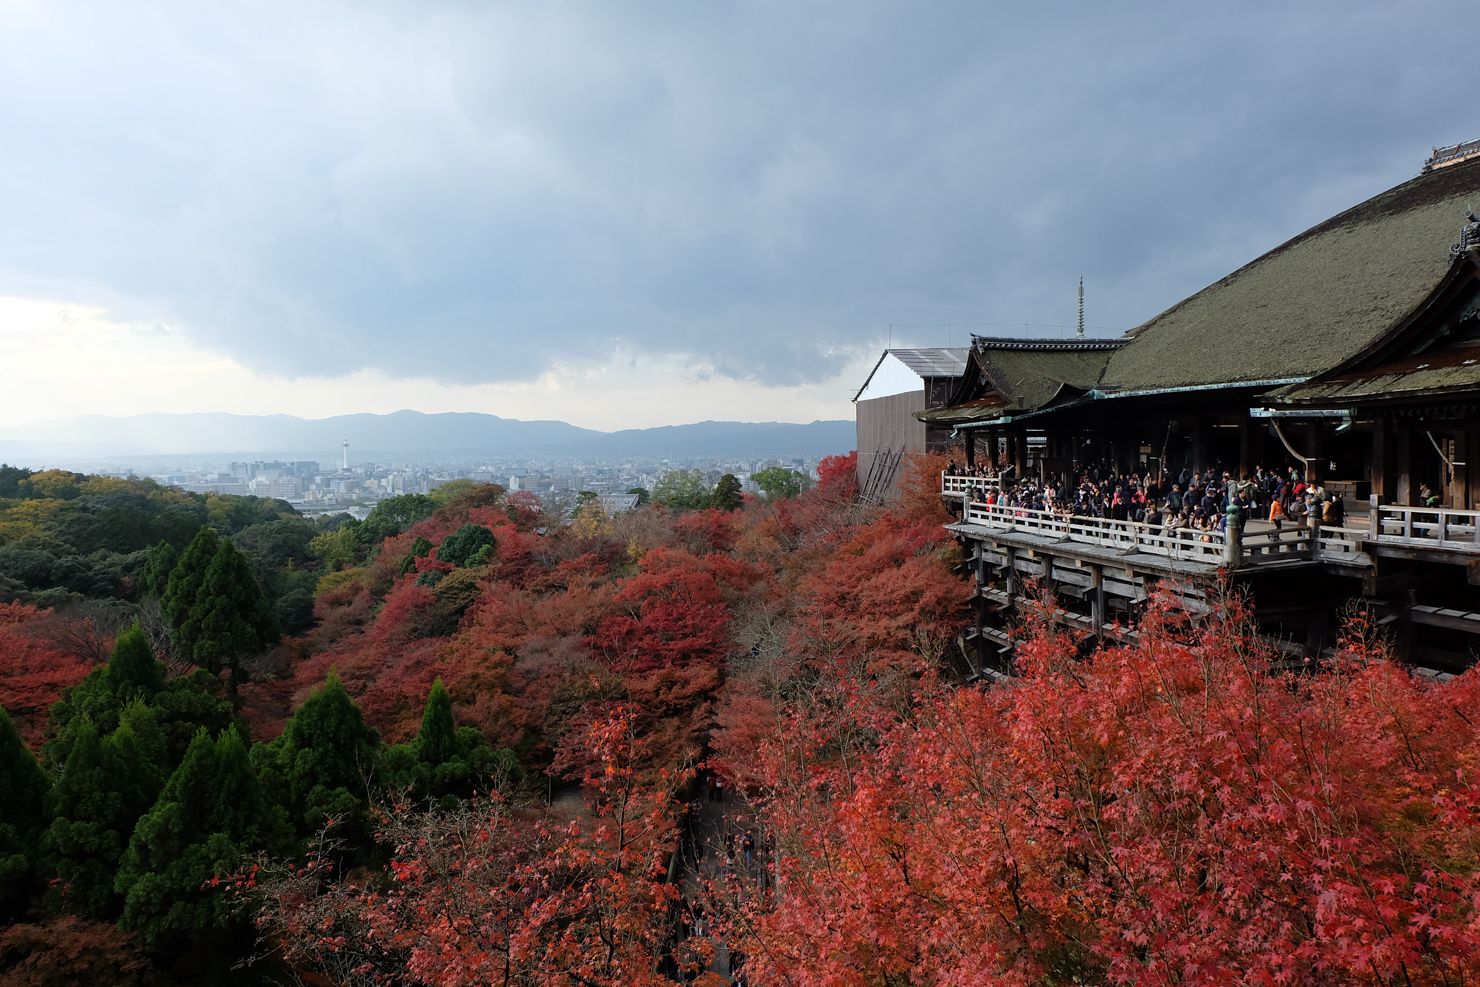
[436,524,497,568]
[137,539,178,600]
[416,678,458,764]
[44,703,169,920]
[0,705,49,921]
[161,525,220,657]
[711,473,744,511]
[115,725,278,967]
[381,679,513,806]
[399,535,434,574]
[45,620,204,770]
[251,668,380,847]
[181,540,280,676]
[104,621,164,701]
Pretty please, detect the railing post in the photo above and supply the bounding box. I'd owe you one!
[1225,507,1243,570]
[1309,507,1322,560]
[1369,503,1378,541]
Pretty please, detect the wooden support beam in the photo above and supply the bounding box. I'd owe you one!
[1305,603,1329,657]
[1238,410,1251,478]
[1396,423,1412,506]
[1452,431,1469,511]
[1089,563,1105,635]
[1411,605,1480,634]
[1305,422,1325,484]
[1470,428,1480,511]
[1371,421,1389,504]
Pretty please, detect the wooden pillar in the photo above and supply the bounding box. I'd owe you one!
[972,544,987,677]
[1305,605,1329,658]
[1469,429,1480,511]
[1451,431,1468,510]
[1396,423,1412,506]
[1305,422,1326,484]
[1238,411,1252,478]
[1013,431,1025,477]
[964,431,976,470]
[1191,418,1208,476]
[1371,420,1389,504]
[1072,435,1082,472]
[1090,563,1105,636]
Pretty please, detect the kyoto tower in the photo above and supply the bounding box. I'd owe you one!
[342,437,349,470]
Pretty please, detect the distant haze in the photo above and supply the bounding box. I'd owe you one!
[0,411,855,467]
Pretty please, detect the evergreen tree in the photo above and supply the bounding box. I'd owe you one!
[45,620,213,770]
[148,671,242,768]
[115,725,278,967]
[0,705,49,921]
[44,703,169,920]
[416,678,458,765]
[160,525,220,657]
[136,540,178,599]
[711,473,744,511]
[181,540,280,675]
[399,535,434,574]
[103,621,164,701]
[436,523,497,568]
[251,668,380,846]
[381,679,511,806]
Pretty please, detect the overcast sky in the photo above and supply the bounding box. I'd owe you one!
[0,1,1475,430]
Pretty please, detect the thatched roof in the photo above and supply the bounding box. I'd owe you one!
[1100,155,1480,394]
[910,155,1480,428]
[916,338,1120,425]
[1264,348,1480,406]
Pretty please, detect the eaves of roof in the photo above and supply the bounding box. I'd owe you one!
[951,377,1308,429]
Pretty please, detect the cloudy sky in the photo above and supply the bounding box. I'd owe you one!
[0,1,1475,430]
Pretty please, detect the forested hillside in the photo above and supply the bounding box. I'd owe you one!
[3,453,1480,986]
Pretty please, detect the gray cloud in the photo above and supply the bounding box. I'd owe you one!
[0,0,1474,390]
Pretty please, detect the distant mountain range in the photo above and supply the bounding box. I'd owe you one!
[0,411,856,467]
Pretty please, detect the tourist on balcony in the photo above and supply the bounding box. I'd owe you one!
[1324,491,1345,528]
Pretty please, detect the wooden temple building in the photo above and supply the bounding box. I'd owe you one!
[917,143,1480,678]
[853,347,969,502]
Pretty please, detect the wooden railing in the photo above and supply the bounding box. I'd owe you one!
[1371,505,1480,552]
[961,500,1235,563]
[947,476,1374,568]
[941,473,1003,497]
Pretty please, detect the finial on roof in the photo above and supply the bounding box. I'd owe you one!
[1077,277,1084,338]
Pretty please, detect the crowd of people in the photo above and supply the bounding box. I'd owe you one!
[944,460,1350,537]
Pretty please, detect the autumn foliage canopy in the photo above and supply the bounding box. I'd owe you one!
[6,449,1480,986]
